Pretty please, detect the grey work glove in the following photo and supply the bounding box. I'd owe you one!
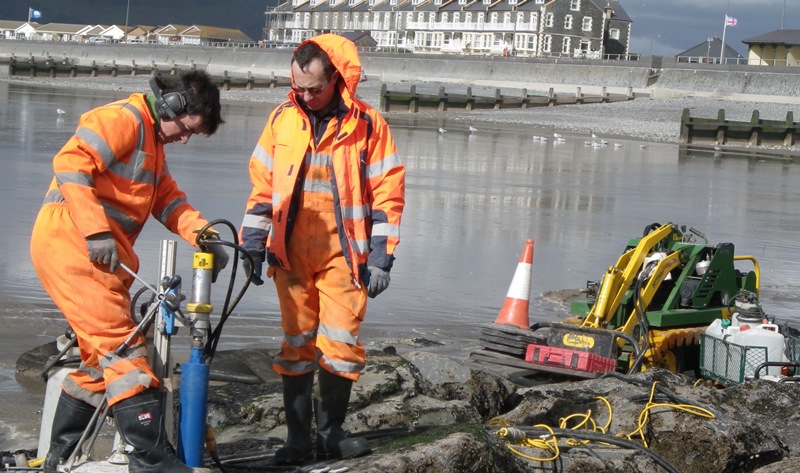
[241,250,264,286]
[86,232,119,272]
[202,237,229,283]
[367,266,390,298]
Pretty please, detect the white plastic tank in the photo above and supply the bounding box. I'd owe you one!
[731,324,786,377]
[37,334,81,459]
[704,318,740,379]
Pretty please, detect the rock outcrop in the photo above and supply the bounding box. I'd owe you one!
[206,348,800,473]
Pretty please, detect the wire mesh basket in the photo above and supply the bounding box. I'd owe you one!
[700,333,768,386]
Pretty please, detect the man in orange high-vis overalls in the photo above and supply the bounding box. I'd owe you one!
[240,34,405,465]
[30,71,227,473]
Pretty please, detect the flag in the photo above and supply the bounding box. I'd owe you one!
[725,15,737,27]
[29,8,42,20]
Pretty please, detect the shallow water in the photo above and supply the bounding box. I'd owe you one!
[3,82,800,451]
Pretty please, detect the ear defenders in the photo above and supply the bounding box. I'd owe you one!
[149,77,187,119]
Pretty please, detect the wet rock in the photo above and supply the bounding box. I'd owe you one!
[209,349,800,473]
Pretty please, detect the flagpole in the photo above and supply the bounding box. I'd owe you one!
[27,7,31,23]
[720,15,728,64]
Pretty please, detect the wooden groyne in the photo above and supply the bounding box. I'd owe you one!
[1,53,291,91]
[380,84,637,113]
[680,108,798,146]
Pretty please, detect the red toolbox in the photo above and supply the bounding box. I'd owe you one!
[525,344,616,374]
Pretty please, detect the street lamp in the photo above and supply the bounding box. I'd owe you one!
[706,37,712,63]
[124,0,130,43]
[649,34,661,56]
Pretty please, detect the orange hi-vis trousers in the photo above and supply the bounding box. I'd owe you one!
[30,203,158,407]
[271,176,368,381]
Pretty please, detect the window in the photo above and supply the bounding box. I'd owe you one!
[442,12,448,22]
[562,37,570,54]
[570,0,580,11]
[483,0,491,4]
[545,13,553,27]
[609,28,620,40]
[454,13,460,22]
[329,0,335,5]
[435,0,442,5]
[582,16,592,31]
[459,0,467,4]
[564,15,572,29]
[535,0,544,3]
[509,0,517,4]
[543,34,551,52]
[349,0,356,5]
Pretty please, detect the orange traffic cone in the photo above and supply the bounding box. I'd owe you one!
[494,239,534,329]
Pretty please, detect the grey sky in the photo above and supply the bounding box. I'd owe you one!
[625,0,792,56]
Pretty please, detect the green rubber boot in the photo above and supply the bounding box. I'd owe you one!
[314,369,371,460]
[274,372,315,465]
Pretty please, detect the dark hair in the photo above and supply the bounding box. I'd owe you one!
[163,70,224,135]
[291,41,336,78]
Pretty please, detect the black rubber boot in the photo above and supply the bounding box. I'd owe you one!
[43,390,96,473]
[314,369,371,460]
[274,372,315,466]
[112,388,209,473]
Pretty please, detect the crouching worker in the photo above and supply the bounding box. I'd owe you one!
[239,34,406,465]
[30,70,228,473]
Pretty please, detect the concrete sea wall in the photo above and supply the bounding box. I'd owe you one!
[2,40,800,101]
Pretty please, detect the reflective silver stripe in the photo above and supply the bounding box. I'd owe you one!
[106,104,153,184]
[349,238,369,254]
[366,152,402,179]
[242,214,272,230]
[303,178,333,194]
[318,323,359,345]
[61,368,105,407]
[341,204,369,220]
[272,192,282,207]
[98,343,148,369]
[43,188,66,203]
[106,369,155,401]
[305,152,332,167]
[284,328,317,348]
[253,144,273,170]
[371,222,400,238]
[56,171,93,187]
[273,357,317,373]
[156,196,187,226]
[320,354,365,374]
[75,126,116,168]
[102,201,140,234]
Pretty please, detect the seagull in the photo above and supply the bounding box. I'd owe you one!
[640,144,648,149]
[553,132,562,139]
[714,145,722,151]
[599,139,609,145]
[469,126,478,134]
[57,108,66,115]
[438,127,447,134]
[540,136,548,142]
[584,140,593,146]
[591,132,598,140]
[555,137,566,143]
[614,143,623,149]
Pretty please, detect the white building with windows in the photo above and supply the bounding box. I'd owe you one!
[264,0,631,58]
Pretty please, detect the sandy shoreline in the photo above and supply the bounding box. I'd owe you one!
[4,68,800,152]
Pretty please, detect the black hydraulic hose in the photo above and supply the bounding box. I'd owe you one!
[495,426,681,473]
[628,275,651,373]
[600,371,721,417]
[195,219,255,364]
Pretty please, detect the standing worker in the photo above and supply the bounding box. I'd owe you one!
[240,34,406,465]
[30,70,228,473]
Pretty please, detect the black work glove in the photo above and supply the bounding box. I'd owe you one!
[241,250,265,286]
[367,266,390,298]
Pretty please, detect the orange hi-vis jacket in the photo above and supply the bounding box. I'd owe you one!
[42,93,208,263]
[240,34,406,285]
[30,93,208,406]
